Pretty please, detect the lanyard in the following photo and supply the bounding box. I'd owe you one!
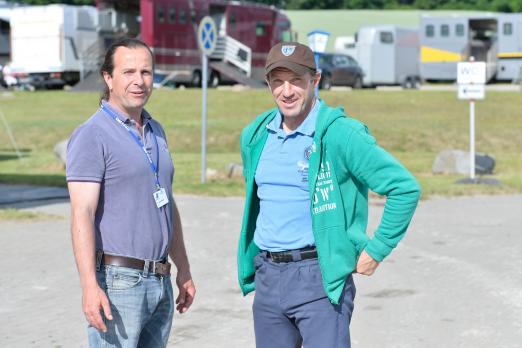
[101,104,161,188]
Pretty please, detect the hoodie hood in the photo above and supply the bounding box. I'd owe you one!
[314,101,347,140]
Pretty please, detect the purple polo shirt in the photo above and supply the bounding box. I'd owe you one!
[66,101,174,261]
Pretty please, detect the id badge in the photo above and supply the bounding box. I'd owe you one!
[153,187,169,208]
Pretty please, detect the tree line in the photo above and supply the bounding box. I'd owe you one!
[6,0,522,12]
[263,0,522,12]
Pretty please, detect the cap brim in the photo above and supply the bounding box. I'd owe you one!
[265,61,311,76]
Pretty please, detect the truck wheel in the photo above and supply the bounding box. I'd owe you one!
[413,77,421,89]
[209,71,220,88]
[403,76,420,89]
[320,74,332,90]
[191,71,201,87]
[353,76,363,89]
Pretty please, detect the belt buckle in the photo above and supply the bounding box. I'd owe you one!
[153,261,171,275]
[270,252,290,263]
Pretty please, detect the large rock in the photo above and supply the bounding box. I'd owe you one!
[432,149,495,175]
[54,139,68,165]
[225,162,243,179]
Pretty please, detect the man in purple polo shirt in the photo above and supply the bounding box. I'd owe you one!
[66,38,195,347]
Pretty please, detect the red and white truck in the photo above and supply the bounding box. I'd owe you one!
[138,0,293,87]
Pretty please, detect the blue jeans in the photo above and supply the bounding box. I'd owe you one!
[88,265,174,348]
[253,253,356,348]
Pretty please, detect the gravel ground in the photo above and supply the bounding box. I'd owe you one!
[0,194,521,347]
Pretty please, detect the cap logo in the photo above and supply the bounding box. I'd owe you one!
[281,45,296,56]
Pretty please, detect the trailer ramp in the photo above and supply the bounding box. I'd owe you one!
[210,61,265,88]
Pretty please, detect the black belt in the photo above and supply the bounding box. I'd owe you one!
[266,247,318,263]
[100,253,171,276]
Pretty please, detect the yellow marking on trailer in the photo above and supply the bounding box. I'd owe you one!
[498,52,522,59]
[421,46,462,63]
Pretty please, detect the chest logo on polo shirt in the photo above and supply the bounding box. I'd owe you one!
[297,145,312,183]
[304,145,312,160]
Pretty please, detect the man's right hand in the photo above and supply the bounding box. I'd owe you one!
[82,285,113,332]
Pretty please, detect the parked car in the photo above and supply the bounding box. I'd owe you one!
[318,53,364,90]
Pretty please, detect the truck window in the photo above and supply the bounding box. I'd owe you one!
[157,6,164,23]
[190,10,196,23]
[441,24,449,37]
[280,30,292,41]
[168,8,176,24]
[426,25,434,38]
[179,9,186,24]
[503,22,513,36]
[256,22,266,36]
[380,31,393,44]
[456,24,464,37]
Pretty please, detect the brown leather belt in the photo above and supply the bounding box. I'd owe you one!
[102,254,171,276]
[266,247,318,263]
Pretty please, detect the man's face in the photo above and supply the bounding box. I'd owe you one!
[267,68,320,121]
[103,46,153,116]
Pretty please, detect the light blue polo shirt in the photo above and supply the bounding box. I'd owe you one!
[254,99,321,252]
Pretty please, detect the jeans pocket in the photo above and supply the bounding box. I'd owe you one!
[107,268,142,291]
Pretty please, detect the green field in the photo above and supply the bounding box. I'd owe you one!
[286,9,486,52]
[0,88,521,198]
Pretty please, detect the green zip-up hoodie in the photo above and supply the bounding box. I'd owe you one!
[238,101,421,304]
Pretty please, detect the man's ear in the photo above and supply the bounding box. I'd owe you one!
[102,71,113,91]
[265,78,272,93]
[313,71,322,89]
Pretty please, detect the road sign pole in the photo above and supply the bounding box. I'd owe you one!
[201,54,208,183]
[197,16,217,184]
[469,99,475,180]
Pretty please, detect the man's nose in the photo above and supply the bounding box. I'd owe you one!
[282,81,293,96]
[134,72,144,85]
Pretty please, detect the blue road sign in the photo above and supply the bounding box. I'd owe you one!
[198,16,217,56]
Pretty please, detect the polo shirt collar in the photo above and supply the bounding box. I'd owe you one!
[267,98,321,137]
[102,100,151,125]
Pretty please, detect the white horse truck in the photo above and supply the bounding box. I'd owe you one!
[9,4,98,89]
[354,25,420,88]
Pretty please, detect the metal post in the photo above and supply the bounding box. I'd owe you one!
[469,99,475,180]
[0,108,23,160]
[201,54,208,183]
[314,52,320,97]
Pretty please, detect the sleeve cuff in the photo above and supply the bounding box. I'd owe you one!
[364,236,394,262]
[66,176,103,183]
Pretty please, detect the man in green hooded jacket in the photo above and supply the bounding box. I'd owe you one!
[237,42,421,348]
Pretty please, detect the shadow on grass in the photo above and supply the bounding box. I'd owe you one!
[0,148,32,162]
[0,173,66,187]
[0,154,22,161]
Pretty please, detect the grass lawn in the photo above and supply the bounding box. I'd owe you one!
[0,88,521,198]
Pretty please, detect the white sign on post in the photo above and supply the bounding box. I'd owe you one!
[307,30,330,54]
[456,60,486,181]
[457,62,486,84]
[458,84,485,100]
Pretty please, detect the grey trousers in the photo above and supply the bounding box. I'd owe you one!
[252,252,356,348]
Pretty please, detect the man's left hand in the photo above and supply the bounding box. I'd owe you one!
[176,277,196,314]
[355,250,380,276]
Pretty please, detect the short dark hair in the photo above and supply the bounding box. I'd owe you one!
[99,38,154,105]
